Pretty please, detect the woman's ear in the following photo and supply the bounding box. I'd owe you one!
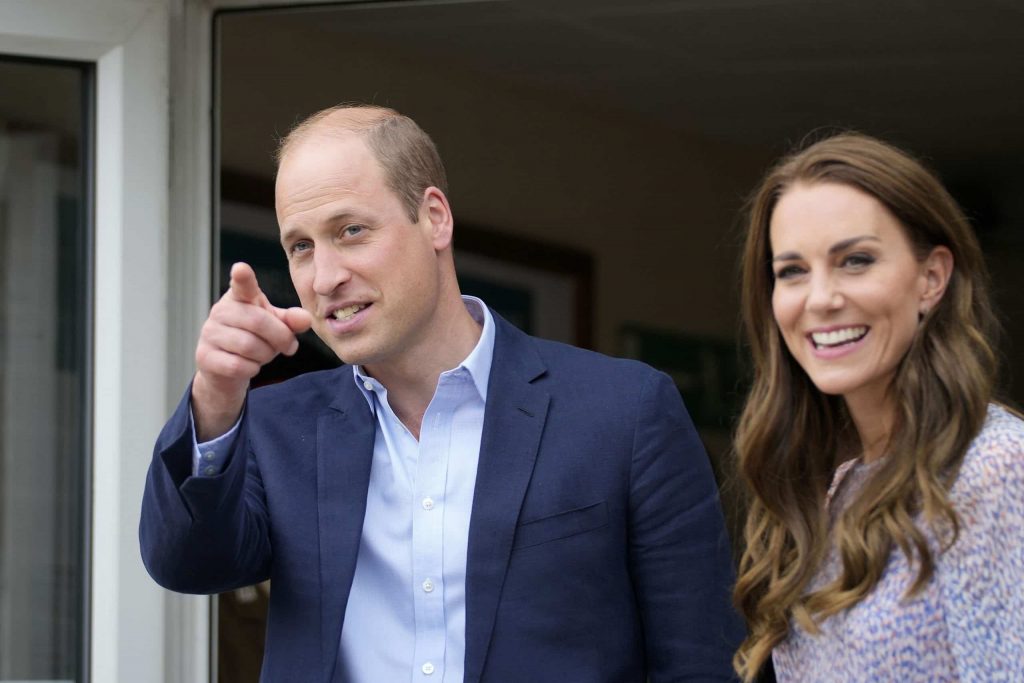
[920,245,954,314]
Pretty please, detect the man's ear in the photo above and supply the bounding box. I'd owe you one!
[920,245,954,313]
[420,186,454,251]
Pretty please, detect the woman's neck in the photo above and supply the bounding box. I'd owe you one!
[844,389,895,463]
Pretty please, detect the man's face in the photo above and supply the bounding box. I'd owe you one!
[276,131,442,370]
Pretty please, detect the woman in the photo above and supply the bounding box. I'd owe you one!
[731,132,1024,681]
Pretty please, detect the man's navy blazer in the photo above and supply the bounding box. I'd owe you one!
[140,314,743,682]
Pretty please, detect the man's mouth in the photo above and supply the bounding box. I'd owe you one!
[332,304,368,321]
[810,326,867,349]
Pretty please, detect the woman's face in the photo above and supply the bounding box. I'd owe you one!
[769,182,945,408]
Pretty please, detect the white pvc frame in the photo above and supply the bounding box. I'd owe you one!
[0,1,323,680]
[0,1,210,681]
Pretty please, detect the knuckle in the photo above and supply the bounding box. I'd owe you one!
[240,335,271,362]
[223,354,253,378]
[240,305,267,332]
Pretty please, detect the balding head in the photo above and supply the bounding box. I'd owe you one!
[276,104,448,222]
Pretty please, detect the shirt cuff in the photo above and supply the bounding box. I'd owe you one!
[190,407,242,477]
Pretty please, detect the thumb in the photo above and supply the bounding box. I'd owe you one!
[276,307,313,357]
[283,307,313,334]
[228,262,262,304]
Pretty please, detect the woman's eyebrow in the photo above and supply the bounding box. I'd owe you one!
[772,235,880,262]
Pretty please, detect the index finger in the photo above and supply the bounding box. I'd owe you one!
[228,262,262,304]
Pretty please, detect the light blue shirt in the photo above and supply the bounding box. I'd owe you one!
[192,296,494,683]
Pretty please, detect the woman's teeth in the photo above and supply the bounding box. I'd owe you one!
[811,326,867,348]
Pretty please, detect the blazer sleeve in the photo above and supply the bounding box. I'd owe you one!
[139,383,272,594]
[627,370,744,681]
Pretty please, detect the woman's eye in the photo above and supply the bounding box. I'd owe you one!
[774,264,805,280]
[842,252,875,268]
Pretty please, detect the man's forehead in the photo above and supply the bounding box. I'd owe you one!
[280,126,364,165]
[274,133,390,224]
[277,131,382,188]
[280,109,387,161]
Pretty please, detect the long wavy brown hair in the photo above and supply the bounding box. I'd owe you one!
[732,133,999,680]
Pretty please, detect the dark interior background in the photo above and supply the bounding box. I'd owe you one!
[214,2,1024,679]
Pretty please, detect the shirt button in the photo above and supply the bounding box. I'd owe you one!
[421,662,435,675]
[363,380,373,391]
[422,578,434,593]
[203,451,215,461]
[203,465,216,476]
[422,497,434,510]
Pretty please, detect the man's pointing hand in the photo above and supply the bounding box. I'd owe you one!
[191,262,312,441]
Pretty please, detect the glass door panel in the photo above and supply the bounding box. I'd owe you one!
[0,56,90,683]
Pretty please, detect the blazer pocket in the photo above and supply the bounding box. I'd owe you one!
[512,501,608,550]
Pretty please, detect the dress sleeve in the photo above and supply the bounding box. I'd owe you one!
[939,414,1024,677]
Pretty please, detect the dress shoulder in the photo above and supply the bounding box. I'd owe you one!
[950,404,1024,515]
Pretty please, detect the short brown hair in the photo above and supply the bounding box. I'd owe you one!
[276,103,448,222]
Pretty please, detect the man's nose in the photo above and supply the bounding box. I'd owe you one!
[312,249,351,296]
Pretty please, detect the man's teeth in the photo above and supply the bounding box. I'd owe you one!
[811,326,867,347]
[333,304,366,321]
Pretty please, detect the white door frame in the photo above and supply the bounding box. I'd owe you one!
[0,1,207,681]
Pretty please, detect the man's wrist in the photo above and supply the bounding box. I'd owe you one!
[191,372,247,441]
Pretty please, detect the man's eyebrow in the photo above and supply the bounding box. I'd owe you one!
[279,211,362,246]
[772,235,880,262]
[279,226,301,247]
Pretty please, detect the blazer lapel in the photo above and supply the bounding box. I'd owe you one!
[317,378,376,680]
[464,316,549,683]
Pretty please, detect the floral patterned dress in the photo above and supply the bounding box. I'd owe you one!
[773,405,1024,682]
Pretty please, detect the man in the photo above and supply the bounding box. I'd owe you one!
[140,105,742,682]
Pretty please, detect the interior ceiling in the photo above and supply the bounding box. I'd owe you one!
[224,0,1024,170]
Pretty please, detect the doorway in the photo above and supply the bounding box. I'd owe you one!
[213,2,1024,679]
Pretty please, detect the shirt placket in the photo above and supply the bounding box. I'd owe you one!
[411,374,458,680]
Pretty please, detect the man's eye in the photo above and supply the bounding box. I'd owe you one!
[290,241,312,254]
[343,224,365,237]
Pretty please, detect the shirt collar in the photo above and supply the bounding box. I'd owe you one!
[352,295,495,405]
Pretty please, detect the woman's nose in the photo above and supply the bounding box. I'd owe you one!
[806,273,842,312]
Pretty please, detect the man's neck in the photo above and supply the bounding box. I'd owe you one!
[364,297,483,439]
